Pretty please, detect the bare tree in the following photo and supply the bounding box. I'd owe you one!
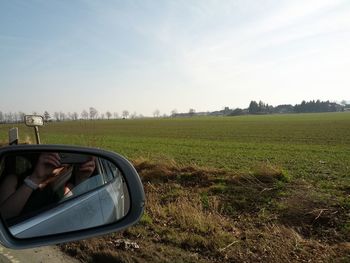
[153,109,160,118]
[18,112,25,122]
[113,112,119,119]
[67,112,72,120]
[189,108,196,117]
[171,109,177,117]
[100,113,105,120]
[106,111,112,120]
[44,111,51,122]
[122,110,129,119]
[12,112,19,123]
[6,112,13,123]
[130,112,137,119]
[0,111,3,123]
[4,112,10,123]
[59,112,66,121]
[81,110,88,120]
[89,107,98,119]
[72,112,79,120]
[54,112,60,121]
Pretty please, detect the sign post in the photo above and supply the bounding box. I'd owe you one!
[24,115,44,145]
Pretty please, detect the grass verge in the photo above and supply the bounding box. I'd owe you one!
[60,159,350,262]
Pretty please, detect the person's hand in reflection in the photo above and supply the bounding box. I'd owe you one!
[29,152,66,189]
[0,152,67,220]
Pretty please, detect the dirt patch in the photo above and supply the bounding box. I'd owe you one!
[277,182,349,243]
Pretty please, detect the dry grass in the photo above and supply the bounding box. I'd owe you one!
[60,159,350,262]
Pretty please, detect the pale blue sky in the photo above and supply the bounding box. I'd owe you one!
[1,0,349,116]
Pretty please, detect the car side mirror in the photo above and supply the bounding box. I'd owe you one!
[0,145,145,249]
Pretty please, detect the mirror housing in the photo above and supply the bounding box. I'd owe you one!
[0,145,145,249]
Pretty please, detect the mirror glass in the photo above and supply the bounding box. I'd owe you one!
[0,151,130,238]
[24,115,44,127]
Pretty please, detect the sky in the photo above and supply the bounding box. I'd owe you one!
[0,0,349,116]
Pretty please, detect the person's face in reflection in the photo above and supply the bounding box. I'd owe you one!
[31,153,96,189]
[74,156,96,185]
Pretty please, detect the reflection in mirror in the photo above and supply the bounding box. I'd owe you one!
[0,151,130,238]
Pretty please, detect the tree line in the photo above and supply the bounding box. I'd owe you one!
[0,107,136,124]
[247,100,346,115]
[0,100,348,124]
[0,107,179,124]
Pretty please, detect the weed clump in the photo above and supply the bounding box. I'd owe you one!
[251,162,289,183]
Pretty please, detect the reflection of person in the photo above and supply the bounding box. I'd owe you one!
[63,157,96,196]
[0,153,95,220]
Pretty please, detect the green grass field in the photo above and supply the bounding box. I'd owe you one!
[1,112,350,262]
[2,112,349,180]
[0,113,350,172]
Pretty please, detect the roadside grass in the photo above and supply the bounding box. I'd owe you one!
[61,159,350,262]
